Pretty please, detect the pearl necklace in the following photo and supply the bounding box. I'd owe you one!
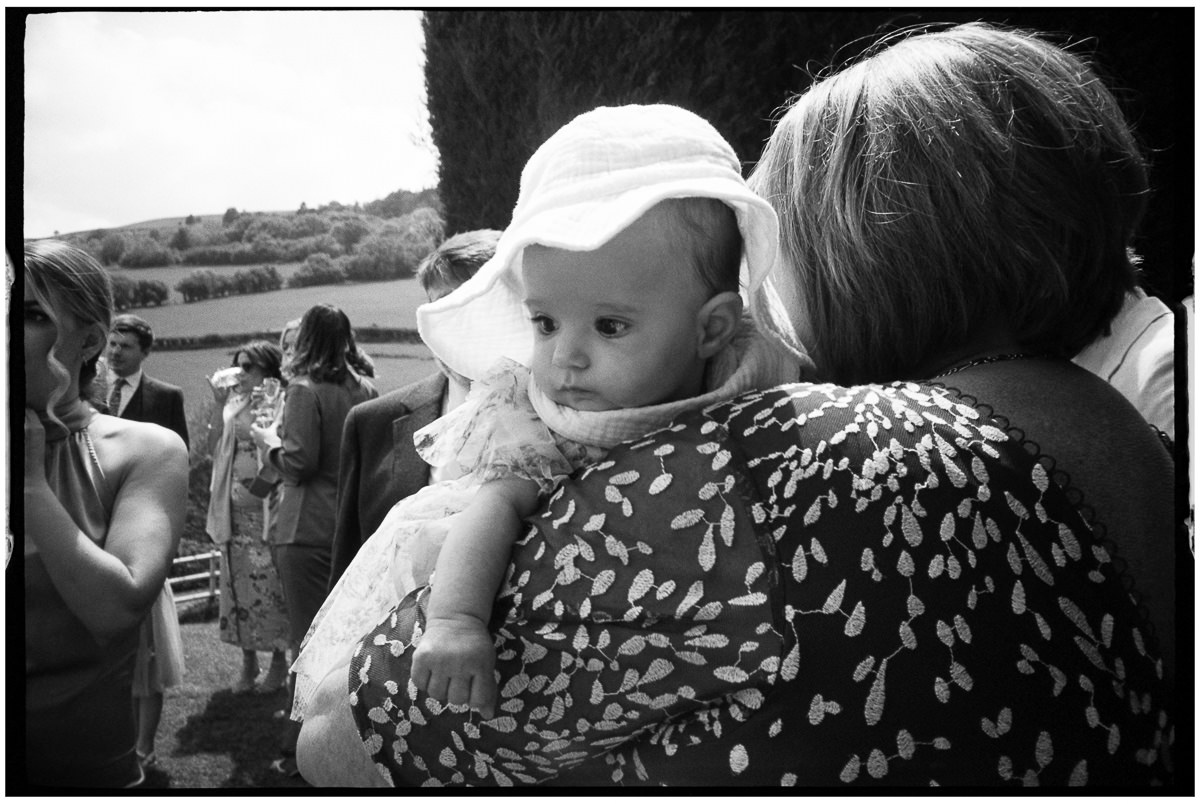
[932,352,1045,378]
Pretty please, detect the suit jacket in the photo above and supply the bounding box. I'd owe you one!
[117,372,190,451]
[329,371,447,590]
[269,373,378,549]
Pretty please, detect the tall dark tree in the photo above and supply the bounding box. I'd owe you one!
[424,9,1191,304]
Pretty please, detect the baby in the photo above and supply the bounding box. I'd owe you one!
[289,104,811,720]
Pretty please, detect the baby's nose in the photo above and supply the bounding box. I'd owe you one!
[552,333,589,370]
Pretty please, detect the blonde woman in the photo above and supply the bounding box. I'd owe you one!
[23,241,187,787]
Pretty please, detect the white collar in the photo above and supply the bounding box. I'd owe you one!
[113,367,144,390]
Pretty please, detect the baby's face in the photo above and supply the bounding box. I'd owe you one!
[522,213,710,412]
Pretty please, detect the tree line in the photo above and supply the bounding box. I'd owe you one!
[57,188,444,305]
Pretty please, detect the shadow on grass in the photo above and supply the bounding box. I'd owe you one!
[156,687,309,789]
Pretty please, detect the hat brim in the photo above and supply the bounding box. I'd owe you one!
[418,179,797,381]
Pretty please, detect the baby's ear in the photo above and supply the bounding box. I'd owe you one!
[696,291,744,359]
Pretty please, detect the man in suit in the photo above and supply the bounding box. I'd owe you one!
[329,229,501,590]
[106,314,189,450]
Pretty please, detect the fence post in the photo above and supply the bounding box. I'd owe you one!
[208,550,220,618]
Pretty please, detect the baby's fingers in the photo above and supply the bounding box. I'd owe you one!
[410,652,434,696]
[445,675,474,709]
[470,673,498,720]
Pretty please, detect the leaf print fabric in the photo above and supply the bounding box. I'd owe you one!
[349,382,1173,787]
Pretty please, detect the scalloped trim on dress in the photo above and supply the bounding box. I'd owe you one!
[920,380,1165,663]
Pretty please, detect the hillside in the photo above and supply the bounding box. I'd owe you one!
[131,274,430,340]
[96,212,291,235]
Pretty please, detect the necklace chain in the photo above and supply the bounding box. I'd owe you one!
[932,352,1044,378]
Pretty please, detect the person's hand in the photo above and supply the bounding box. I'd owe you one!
[411,615,498,719]
[250,422,281,452]
[24,409,49,490]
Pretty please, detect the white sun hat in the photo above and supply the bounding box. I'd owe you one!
[416,103,808,381]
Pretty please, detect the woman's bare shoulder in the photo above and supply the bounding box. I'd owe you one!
[88,413,188,473]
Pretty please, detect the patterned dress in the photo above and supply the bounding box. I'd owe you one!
[215,396,291,652]
[348,382,1174,787]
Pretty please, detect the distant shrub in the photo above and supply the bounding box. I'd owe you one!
[236,234,285,264]
[331,217,371,251]
[100,232,127,265]
[230,265,283,294]
[138,278,170,306]
[343,232,419,282]
[281,233,343,263]
[182,244,236,265]
[120,237,176,268]
[169,226,192,251]
[111,274,170,309]
[289,253,346,288]
[111,274,136,309]
[176,269,222,302]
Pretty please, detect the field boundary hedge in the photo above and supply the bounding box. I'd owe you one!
[155,327,424,351]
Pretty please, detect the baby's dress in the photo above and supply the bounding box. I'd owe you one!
[290,358,604,719]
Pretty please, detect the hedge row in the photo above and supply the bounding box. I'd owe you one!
[154,327,426,351]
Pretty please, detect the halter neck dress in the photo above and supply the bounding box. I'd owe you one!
[25,403,143,788]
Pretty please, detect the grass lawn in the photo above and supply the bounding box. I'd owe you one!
[125,273,430,334]
[142,612,310,789]
[145,341,437,432]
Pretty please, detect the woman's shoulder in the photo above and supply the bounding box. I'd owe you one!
[688,380,944,431]
[88,413,188,475]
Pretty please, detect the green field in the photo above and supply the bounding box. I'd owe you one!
[150,341,437,432]
[125,277,438,425]
[129,273,430,337]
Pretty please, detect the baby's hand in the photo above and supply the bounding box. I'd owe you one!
[411,615,498,719]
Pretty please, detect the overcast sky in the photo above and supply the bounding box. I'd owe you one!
[23,9,437,238]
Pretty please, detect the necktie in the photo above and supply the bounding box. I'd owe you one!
[109,378,125,416]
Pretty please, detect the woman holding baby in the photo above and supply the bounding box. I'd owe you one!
[299,24,1177,787]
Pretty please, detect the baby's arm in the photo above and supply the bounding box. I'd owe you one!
[411,476,540,719]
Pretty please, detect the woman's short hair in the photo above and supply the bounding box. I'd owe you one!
[23,240,114,410]
[233,340,284,382]
[287,303,364,384]
[751,22,1148,384]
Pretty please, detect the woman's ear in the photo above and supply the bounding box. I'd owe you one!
[696,291,744,359]
[80,323,107,362]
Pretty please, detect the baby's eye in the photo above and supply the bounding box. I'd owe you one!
[530,314,557,335]
[595,318,629,337]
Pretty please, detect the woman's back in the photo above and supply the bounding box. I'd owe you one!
[943,358,1177,685]
[272,373,378,546]
[338,377,1174,787]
